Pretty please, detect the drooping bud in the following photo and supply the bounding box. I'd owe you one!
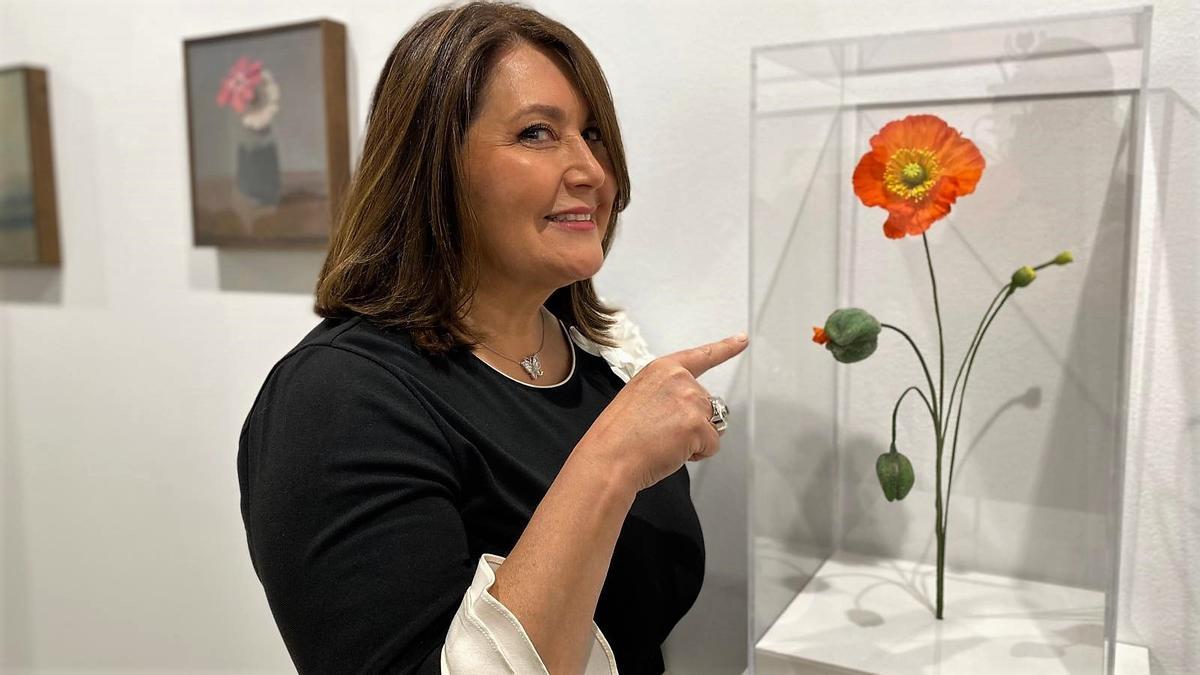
[876,445,915,502]
[1011,265,1037,288]
[821,308,881,364]
[1053,251,1074,266]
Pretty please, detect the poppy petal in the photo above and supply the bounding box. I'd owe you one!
[883,211,912,239]
[852,152,889,207]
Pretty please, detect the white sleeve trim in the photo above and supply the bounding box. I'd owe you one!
[440,553,620,674]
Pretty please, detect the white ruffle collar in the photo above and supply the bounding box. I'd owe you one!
[567,309,656,384]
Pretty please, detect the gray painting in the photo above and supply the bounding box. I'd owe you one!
[0,69,38,263]
[185,24,332,245]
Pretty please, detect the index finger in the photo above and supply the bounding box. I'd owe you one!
[661,334,749,379]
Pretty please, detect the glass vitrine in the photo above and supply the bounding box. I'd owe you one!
[749,8,1150,674]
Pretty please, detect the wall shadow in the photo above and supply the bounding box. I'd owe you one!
[0,268,62,304]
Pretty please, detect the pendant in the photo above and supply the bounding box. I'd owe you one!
[520,354,543,380]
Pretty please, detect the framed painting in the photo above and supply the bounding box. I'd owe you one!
[0,66,60,266]
[183,19,349,247]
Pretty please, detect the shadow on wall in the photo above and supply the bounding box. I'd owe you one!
[0,268,60,304]
[992,36,1130,591]
[663,346,842,674]
[752,418,839,640]
[216,248,326,295]
[663,352,750,675]
[1127,87,1200,675]
[2,310,32,665]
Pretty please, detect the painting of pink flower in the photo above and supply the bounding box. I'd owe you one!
[184,19,349,246]
[215,57,263,114]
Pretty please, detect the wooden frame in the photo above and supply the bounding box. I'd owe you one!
[183,19,349,248]
[0,66,60,266]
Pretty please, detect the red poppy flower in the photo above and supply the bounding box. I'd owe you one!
[215,57,263,114]
[852,115,985,239]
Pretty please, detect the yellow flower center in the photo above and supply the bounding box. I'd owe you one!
[884,148,939,201]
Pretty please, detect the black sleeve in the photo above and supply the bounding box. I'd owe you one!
[238,345,473,674]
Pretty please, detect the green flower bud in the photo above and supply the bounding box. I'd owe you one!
[822,308,881,364]
[1053,251,1074,265]
[876,445,915,502]
[1011,265,1037,288]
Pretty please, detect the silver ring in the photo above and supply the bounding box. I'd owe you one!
[709,396,729,432]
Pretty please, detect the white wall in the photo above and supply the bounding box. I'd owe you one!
[0,0,1194,674]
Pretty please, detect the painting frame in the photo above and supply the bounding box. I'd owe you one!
[0,65,61,266]
[183,19,349,248]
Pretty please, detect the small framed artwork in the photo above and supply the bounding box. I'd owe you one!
[0,66,60,266]
[183,19,349,247]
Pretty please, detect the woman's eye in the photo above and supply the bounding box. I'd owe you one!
[519,124,554,142]
[583,126,603,142]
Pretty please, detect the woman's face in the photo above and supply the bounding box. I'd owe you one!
[464,42,617,294]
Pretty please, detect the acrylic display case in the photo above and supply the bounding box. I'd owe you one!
[748,9,1150,674]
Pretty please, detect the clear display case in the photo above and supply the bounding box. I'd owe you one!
[748,9,1150,674]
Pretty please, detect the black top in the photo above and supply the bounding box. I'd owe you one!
[237,315,705,674]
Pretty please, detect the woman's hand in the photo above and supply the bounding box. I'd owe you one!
[577,334,749,492]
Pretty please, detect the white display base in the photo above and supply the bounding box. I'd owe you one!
[1114,642,1150,675]
[755,552,1114,675]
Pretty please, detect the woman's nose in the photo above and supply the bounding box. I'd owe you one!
[563,135,606,189]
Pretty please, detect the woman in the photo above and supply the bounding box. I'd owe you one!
[237,3,748,673]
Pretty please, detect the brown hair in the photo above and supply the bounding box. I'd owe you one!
[314,1,629,356]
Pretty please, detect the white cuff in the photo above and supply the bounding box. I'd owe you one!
[440,553,619,674]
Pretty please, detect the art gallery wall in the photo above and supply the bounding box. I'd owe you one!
[0,0,1195,674]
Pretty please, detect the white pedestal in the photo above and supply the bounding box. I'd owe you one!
[754,552,1115,674]
[1114,643,1150,675]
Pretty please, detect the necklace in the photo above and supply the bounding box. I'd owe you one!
[477,306,548,380]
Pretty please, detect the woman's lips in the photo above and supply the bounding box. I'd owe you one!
[547,218,596,231]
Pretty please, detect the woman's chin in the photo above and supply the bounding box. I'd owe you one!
[559,255,604,284]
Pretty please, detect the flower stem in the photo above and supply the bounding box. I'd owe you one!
[943,285,1010,455]
[938,257,1061,614]
[940,281,1008,523]
[922,234,946,426]
[942,286,1014,539]
[879,321,942,615]
[880,324,940,430]
[891,386,936,445]
[920,233,948,620]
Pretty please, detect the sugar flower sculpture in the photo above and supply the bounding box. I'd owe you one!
[814,114,1074,619]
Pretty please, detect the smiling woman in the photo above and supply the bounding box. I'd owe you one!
[312,2,629,359]
[461,41,620,383]
[238,3,748,674]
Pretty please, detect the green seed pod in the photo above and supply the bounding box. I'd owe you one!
[1011,265,1037,288]
[822,308,881,364]
[876,446,915,502]
[1053,251,1074,266]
